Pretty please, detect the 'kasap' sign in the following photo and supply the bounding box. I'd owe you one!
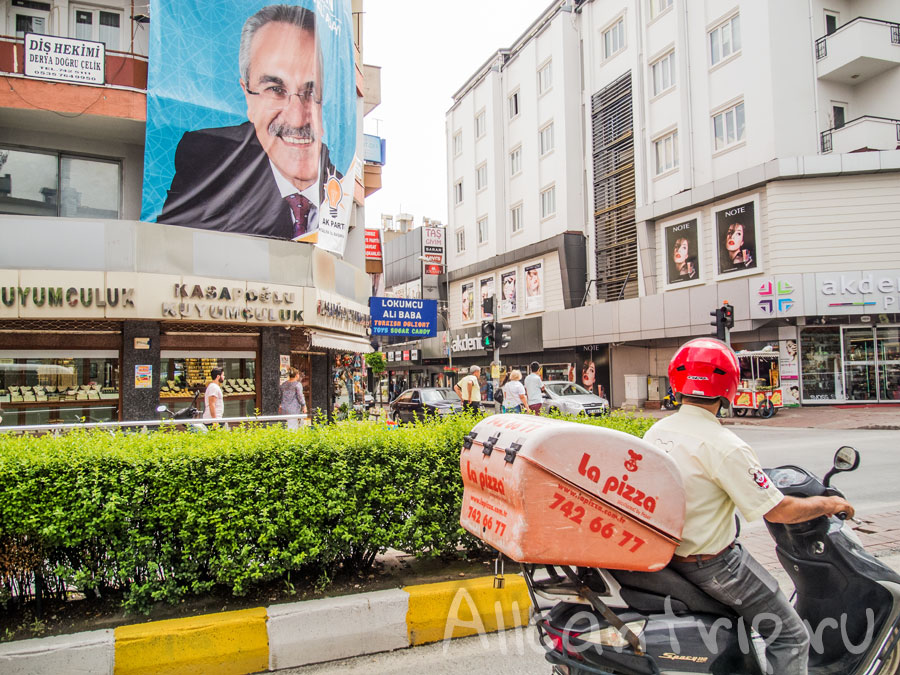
[24,33,105,85]
[141,0,356,254]
[369,297,438,338]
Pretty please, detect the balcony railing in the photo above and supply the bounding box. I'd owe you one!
[814,17,900,85]
[820,115,900,154]
[0,36,148,90]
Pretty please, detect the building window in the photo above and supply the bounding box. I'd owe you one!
[477,216,489,244]
[603,17,625,59]
[540,185,556,219]
[654,131,678,174]
[508,91,519,119]
[651,51,675,96]
[453,131,462,156]
[825,11,839,35]
[509,146,522,175]
[538,60,552,95]
[456,228,465,253]
[539,122,555,156]
[0,146,121,219]
[475,111,486,139]
[713,101,745,150]
[476,163,487,191]
[12,4,49,39]
[511,204,523,233]
[710,14,741,66]
[73,6,122,49]
[454,180,463,205]
[649,0,673,19]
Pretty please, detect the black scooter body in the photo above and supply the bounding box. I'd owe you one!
[532,460,900,675]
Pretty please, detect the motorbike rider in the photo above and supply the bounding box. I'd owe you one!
[644,338,855,675]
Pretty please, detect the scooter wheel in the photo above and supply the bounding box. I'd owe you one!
[662,400,674,410]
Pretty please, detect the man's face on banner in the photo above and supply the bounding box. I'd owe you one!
[243,22,323,191]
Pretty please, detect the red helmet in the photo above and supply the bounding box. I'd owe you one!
[668,338,740,405]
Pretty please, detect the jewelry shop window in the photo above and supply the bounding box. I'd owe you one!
[159,352,257,418]
[0,350,120,426]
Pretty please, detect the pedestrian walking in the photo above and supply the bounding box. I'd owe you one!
[279,367,307,430]
[501,369,528,413]
[454,365,482,413]
[524,361,546,414]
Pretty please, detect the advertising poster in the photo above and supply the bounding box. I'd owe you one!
[134,364,152,389]
[664,218,700,285]
[480,277,495,320]
[716,200,758,275]
[461,283,474,323]
[576,346,610,400]
[524,261,544,313]
[279,354,291,384]
[141,1,357,254]
[500,269,518,317]
[369,297,437,338]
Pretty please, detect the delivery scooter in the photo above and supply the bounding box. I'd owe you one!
[527,446,900,675]
[156,390,207,432]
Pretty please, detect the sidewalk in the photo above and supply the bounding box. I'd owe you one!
[635,403,900,430]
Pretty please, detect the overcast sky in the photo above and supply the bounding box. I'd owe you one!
[361,0,555,228]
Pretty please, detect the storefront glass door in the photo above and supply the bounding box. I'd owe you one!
[877,328,900,402]
[843,328,878,402]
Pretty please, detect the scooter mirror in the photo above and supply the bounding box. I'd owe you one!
[833,446,860,472]
[156,405,168,413]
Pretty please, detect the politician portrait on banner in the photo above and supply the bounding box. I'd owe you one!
[140,1,356,254]
[716,199,758,275]
[664,218,700,285]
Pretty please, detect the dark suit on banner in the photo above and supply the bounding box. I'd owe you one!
[157,121,338,239]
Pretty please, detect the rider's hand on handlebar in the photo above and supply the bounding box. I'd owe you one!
[825,496,855,520]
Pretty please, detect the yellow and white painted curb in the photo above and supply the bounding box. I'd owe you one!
[0,575,533,673]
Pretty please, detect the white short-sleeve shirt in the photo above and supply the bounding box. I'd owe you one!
[643,404,784,556]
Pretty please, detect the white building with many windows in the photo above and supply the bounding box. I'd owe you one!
[447,0,900,407]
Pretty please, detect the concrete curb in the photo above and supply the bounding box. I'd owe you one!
[0,575,533,674]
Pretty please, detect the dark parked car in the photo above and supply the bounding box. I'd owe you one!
[389,387,463,423]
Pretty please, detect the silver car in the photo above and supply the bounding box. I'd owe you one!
[542,381,610,416]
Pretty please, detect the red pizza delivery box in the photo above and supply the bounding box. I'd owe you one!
[459,414,684,572]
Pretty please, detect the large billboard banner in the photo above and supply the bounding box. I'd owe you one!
[369,298,437,338]
[141,1,356,252]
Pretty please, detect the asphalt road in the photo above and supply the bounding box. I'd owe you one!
[282,427,900,674]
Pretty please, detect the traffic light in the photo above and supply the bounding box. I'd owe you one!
[722,302,734,329]
[710,307,725,341]
[482,295,495,319]
[496,322,513,349]
[481,321,495,350]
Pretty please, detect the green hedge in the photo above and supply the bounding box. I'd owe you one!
[0,411,655,613]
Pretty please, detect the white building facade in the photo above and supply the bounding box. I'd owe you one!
[449,0,900,407]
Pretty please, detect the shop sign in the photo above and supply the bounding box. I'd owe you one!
[317,300,370,327]
[24,33,105,86]
[387,351,395,362]
[451,333,482,353]
[403,350,410,361]
[750,275,803,320]
[816,270,900,314]
[1,286,134,309]
[369,297,437,337]
[422,226,444,264]
[162,284,303,324]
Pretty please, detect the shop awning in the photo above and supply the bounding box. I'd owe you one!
[309,331,373,354]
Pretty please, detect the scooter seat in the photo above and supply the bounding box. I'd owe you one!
[609,568,736,617]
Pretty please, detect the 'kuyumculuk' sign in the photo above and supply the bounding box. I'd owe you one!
[24,33,105,85]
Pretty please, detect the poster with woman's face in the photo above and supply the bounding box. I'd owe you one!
[461,282,474,322]
[480,277,495,320]
[524,262,544,312]
[664,219,700,285]
[716,200,758,275]
[500,269,518,316]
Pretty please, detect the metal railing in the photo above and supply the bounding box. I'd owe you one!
[819,115,900,153]
[0,413,308,435]
[815,16,900,61]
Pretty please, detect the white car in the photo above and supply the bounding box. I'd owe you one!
[542,381,610,416]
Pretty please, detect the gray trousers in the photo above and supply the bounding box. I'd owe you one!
[670,543,810,675]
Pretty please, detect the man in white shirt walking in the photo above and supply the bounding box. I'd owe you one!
[203,367,225,421]
[524,361,545,415]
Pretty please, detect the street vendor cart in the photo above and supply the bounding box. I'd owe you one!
[732,350,783,418]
